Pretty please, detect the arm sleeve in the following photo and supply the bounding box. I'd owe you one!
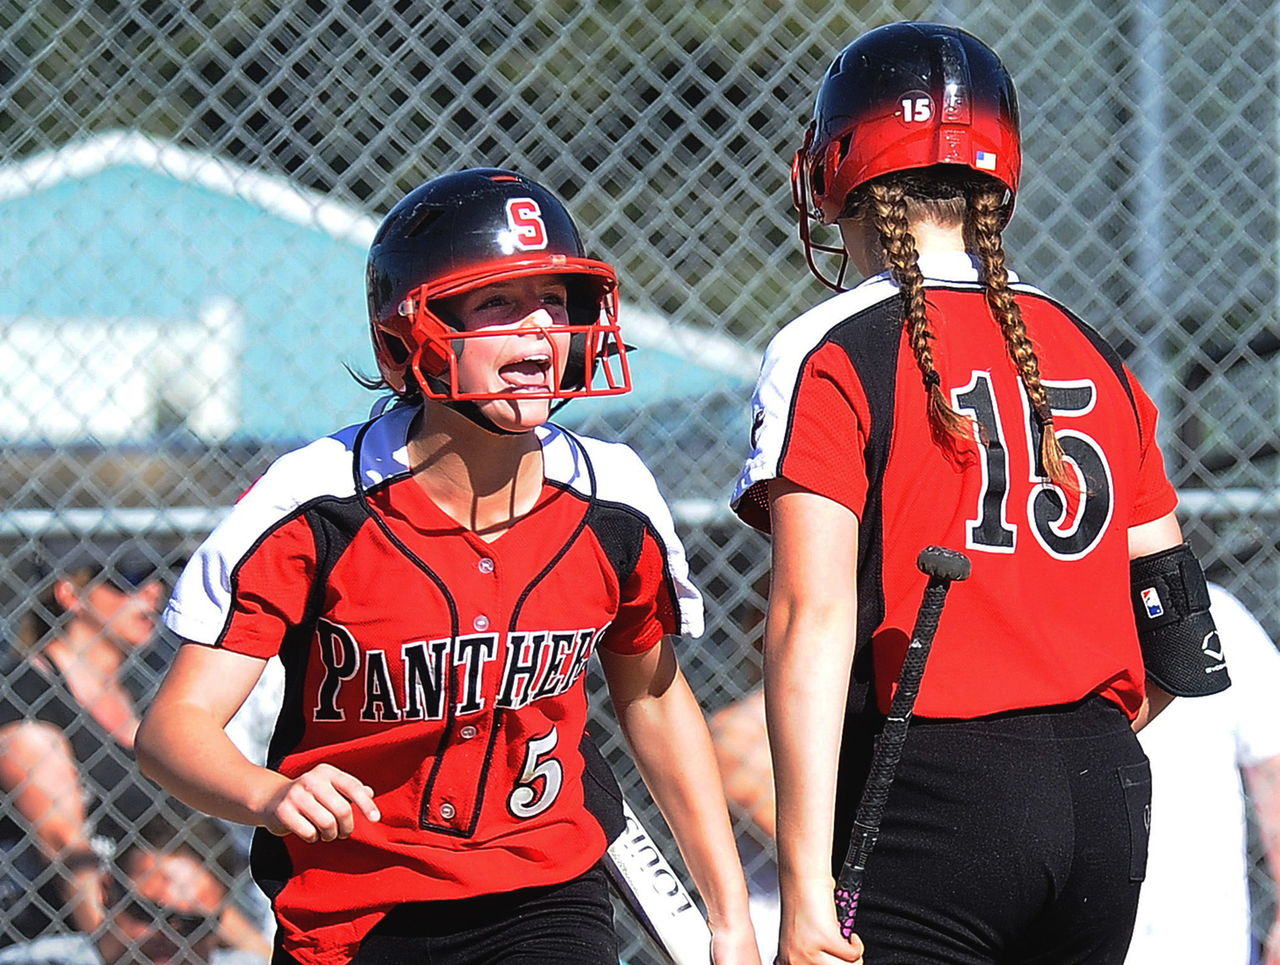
[163,488,319,657]
[598,530,680,656]
[214,518,318,658]
[162,432,365,652]
[733,338,871,532]
[1124,364,1179,525]
[779,344,871,514]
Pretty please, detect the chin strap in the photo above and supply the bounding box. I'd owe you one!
[415,368,526,436]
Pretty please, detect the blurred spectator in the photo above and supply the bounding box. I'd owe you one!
[711,584,1280,965]
[0,545,165,940]
[97,828,227,965]
[1125,583,1280,965]
[0,814,263,965]
[0,544,268,960]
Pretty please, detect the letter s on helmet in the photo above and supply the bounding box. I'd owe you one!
[792,22,1022,289]
[366,168,631,402]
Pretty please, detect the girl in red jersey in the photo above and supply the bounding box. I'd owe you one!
[137,169,759,965]
[731,22,1199,965]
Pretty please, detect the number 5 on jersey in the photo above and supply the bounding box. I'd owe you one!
[508,727,563,819]
[952,373,1114,561]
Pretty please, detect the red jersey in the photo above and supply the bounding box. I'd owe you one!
[164,404,702,965]
[732,252,1177,721]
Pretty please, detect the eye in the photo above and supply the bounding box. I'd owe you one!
[538,282,570,315]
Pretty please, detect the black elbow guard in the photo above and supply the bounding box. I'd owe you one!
[1130,542,1230,697]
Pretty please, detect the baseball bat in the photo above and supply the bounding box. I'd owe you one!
[605,797,713,965]
[833,545,971,938]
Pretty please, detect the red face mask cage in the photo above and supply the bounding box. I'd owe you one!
[791,122,853,293]
[374,257,633,402]
[408,317,631,403]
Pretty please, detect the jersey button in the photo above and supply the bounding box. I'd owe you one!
[473,615,490,631]
[439,802,456,820]
[460,725,478,740]
[477,557,495,574]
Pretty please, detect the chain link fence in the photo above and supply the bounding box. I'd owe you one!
[0,0,1276,961]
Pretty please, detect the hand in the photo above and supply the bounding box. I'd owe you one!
[260,763,380,842]
[709,919,764,965]
[775,895,864,965]
[1264,914,1280,965]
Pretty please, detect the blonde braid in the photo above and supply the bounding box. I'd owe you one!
[969,186,1076,492]
[867,181,972,443]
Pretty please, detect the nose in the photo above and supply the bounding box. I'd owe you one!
[514,308,555,333]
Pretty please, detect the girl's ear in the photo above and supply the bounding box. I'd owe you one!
[372,325,411,394]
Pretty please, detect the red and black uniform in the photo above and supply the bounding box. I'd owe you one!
[732,252,1177,964]
[165,404,702,965]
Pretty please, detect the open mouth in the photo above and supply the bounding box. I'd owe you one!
[499,353,553,391]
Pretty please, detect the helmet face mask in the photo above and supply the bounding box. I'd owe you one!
[379,263,629,402]
[367,169,631,403]
[792,22,1022,290]
[792,126,857,292]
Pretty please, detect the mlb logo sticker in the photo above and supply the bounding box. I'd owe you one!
[975,150,997,171]
[1140,586,1164,619]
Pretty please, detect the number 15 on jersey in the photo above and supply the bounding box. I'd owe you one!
[952,372,1114,561]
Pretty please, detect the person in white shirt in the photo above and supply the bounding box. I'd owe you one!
[1126,583,1280,965]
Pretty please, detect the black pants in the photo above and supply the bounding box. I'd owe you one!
[271,864,617,965]
[836,696,1151,964]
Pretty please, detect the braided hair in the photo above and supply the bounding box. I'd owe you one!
[967,183,1073,490]
[863,178,972,444]
[850,172,1076,493]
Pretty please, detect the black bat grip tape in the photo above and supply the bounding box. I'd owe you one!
[834,547,970,939]
[856,580,949,824]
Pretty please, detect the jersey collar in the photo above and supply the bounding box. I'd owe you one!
[856,251,1022,288]
[352,405,575,497]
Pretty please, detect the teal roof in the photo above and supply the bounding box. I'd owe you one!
[0,133,755,443]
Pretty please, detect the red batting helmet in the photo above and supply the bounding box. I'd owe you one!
[792,22,1021,289]
[366,168,630,402]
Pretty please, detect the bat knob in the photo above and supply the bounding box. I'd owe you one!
[917,546,971,582]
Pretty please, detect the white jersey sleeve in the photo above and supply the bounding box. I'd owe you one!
[163,409,413,645]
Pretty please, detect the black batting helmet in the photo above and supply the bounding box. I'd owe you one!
[793,22,1021,287]
[366,168,630,401]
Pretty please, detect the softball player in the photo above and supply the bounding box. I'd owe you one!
[137,169,759,965]
[731,23,1228,965]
